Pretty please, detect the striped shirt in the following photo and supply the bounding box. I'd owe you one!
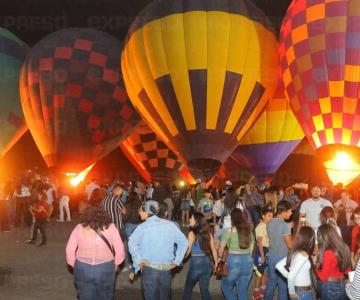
[102,193,125,230]
[346,260,360,300]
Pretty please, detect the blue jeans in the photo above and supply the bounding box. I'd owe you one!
[320,281,346,300]
[290,290,313,300]
[246,205,260,226]
[74,260,115,300]
[221,254,253,300]
[264,255,288,300]
[124,223,139,241]
[183,255,212,300]
[141,266,172,300]
[124,223,139,272]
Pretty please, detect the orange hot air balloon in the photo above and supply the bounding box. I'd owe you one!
[120,121,195,184]
[121,0,279,180]
[20,28,140,173]
[280,0,360,185]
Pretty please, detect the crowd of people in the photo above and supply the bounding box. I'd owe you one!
[2,170,360,299]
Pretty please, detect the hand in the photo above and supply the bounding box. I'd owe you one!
[260,255,266,265]
[289,221,295,229]
[170,263,178,269]
[289,294,300,299]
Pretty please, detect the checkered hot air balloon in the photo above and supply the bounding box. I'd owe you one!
[20,28,140,172]
[280,0,360,184]
[0,28,28,157]
[232,85,304,180]
[120,121,194,183]
[121,0,279,181]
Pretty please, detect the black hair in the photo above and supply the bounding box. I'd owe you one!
[276,200,292,215]
[81,205,112,231]
[285,226,315,269]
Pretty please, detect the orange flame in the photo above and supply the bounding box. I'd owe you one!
[70,163,95,187]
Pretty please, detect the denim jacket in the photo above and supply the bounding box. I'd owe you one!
[128,216,188,272]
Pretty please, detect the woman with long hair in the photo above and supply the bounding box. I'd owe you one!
[218,208,254,300]
[315,224,351,300]
[123,192,143,281]
[276,226,316,300]
[66,205,125,300]
[183,212,217,300]
[320,206,342,237]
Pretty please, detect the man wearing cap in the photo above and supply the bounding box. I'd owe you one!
[128,200,188,300]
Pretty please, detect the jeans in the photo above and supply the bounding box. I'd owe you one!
[31,218,47,243]
[221,254,253,300]
[246,205,260,226]
[264,255,288,300]
[320,281,346,300]
[290,290,313,300]
[74,260,115,300]
[141,266,172,300]
[183,256,212,300]
[124,223,139,272]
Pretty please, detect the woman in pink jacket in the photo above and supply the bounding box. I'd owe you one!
[66,205,125,300]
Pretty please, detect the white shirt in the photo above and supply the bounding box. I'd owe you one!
[300,197,332,230]
[334,198,358,226]
[46,187,55,205]
[276,252,312,295]
[213,200,224,217]
[146,187,154,199]
[85,182,99,201]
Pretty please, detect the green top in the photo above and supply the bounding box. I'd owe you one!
[221,229,254,254]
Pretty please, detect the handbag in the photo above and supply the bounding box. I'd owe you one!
[215,259,228,277]
[94,229,115,257]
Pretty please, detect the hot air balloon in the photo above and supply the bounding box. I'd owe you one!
[121,0,279,180]
[280,0,360,185]
[20,28,140,173]
[120,121,194,184]
[232,85,304,180]
[0,28,28,157]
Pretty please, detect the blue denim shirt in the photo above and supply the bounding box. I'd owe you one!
[128,216,188,272]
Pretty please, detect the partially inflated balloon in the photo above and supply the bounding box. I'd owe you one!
[20,28,140,172]
[232,86,304,179]
[0,28,28,156]
[280,0,360,185]
[120,121,194,183]
[122,0,279,180]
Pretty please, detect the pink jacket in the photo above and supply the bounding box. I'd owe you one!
[66,223,125,267]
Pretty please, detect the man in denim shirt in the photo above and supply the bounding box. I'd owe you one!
[128,201,188,300]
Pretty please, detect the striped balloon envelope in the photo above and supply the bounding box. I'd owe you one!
[121,0,279,180]
[0,28,29,157]
[20,28,140,173]
[280,0,360,184]
[120,121,194,184]
[232,85,304,179]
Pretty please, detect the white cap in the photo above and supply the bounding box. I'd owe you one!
[225,180,232,186]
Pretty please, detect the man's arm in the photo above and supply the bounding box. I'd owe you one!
[172,226,188,266]
[128,226,143,273]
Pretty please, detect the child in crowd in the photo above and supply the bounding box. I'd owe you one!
[253,206,273,300]
[28,191,49,246]
[276,226,315,300]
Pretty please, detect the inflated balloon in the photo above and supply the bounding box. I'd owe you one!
[280,0,360,185]
[122,0,279,180]
[0,28,28,157]
[120,121,194,183]
[232,85,304,179]
[20,28,140,172]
